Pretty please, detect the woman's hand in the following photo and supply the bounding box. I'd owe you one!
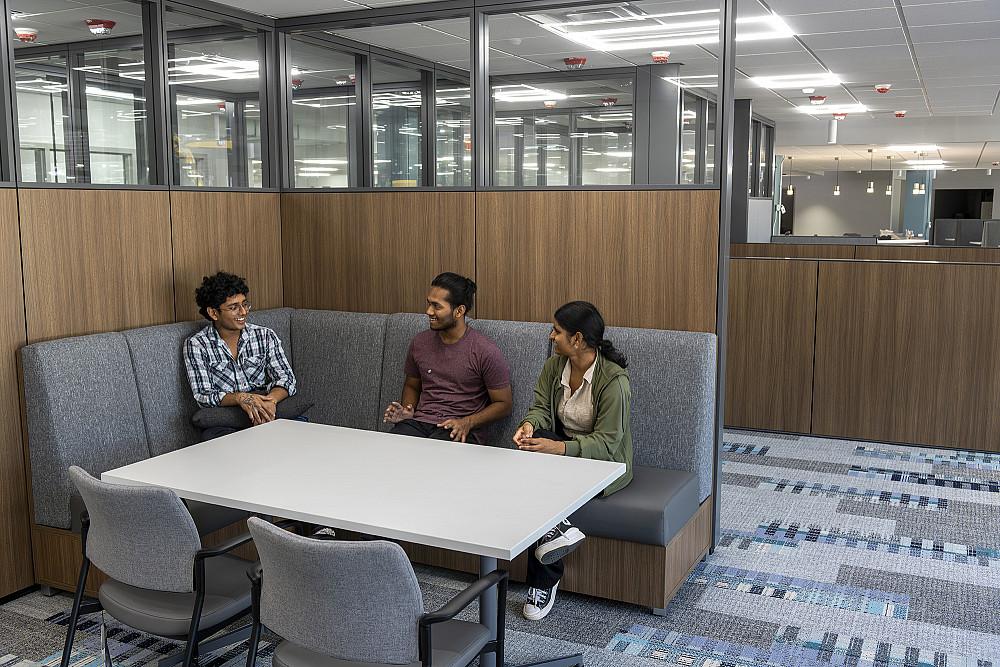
[513,422,534,446]
[517,437,566,455]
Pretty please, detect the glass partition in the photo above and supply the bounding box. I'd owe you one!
[11,0,151,184]
[288,38,355,188]
[372,59,423,187]
[166,6,266,188]
[436,73,471,187]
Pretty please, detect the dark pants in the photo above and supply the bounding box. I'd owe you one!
[200,415,309,442]
[391,419,482,444]
[526,428,569,589]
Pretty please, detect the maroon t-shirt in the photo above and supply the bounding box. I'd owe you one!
[404,327,511,430]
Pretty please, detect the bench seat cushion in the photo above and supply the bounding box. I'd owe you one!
[569,465,699,547]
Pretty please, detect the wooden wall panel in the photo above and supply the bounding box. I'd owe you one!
[725,259,817,433]
[0,189,32,597]
[282,192,475,313]
[731,243,856,260]
[854,245,1000,264]
[813,261,1000,450]
[171,192,283,322]
[19,189,174,343]
[477,190,719,332]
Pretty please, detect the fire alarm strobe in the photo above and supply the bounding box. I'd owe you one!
[651,51,670,63]
[13,27,37,42]
[86,19,116,35]
[809,95,827,105]
[833,112,847,120]
[895,110,907,118]
[874,84,892,94]
[563,56,587,70]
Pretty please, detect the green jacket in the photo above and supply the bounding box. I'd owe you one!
[521,354,633,496]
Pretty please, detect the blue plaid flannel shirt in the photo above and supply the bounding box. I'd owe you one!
[183,322,297,408]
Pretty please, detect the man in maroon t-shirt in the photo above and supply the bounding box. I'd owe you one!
[383,272,512,444]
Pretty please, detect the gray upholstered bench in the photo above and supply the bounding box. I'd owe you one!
[21,308,715,611]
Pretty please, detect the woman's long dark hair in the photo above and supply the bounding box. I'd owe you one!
[554,301,628,368]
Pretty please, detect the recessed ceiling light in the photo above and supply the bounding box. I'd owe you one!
[752,73,841,89]
[796,103,866,114]
[885,144,940,152]
[906,159,945,166]
[527,9,793,52]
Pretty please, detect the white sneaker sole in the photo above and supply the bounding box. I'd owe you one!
[535,528,585,565]
[522,583,558,620]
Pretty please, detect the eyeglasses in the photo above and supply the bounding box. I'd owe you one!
[220,301,252,314]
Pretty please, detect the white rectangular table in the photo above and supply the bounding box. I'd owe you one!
[103,419,626,667]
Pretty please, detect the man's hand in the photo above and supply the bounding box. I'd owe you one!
[239,393,274,426]
[383,401,415,424]
[438,417,474,443]
[512,422,534,446]
[518,437,566,455]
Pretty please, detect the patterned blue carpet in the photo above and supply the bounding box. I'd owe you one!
[3,430,999,666]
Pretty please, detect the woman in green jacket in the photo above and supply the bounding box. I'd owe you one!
[512,300,633,620]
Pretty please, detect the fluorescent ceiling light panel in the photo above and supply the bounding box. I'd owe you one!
[886,144,941,152]
[796,103,867,114]
[906,159,945,166]
[751,73,840,89]
[494,85,568,103]
[528,9,793,51]
[168,56,259,85]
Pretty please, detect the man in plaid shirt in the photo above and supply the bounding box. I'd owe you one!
[184,272,297,440]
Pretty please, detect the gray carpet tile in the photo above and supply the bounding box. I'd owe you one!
[4,429,1000,666]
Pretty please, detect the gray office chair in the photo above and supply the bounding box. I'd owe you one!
[246,517,508,667]
[61,466,254,667]
[983,220,1000,248]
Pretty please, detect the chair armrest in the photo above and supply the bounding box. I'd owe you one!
[420,569,508,627]
[196,531,253,560]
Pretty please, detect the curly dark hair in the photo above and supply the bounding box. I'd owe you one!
[195,272,250,320]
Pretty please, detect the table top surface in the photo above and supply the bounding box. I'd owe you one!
[102,420,626,560]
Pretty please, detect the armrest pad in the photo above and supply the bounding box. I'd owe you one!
[420,569,508,626]
[196,530,252,559]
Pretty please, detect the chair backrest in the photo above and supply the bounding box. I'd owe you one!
[69,466,202,593]
[248,517,424,663]
[606,325,717,502]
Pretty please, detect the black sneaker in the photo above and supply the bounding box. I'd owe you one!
[534,520,585,565]
[522,582,559,620]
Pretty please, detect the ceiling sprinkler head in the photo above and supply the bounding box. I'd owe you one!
[874,83,892,94]
[651,51,670,63]
[543,100,557,109]
[809,95,827,105]
[601,97,617,107]
[13,27,37,42]
[563,56,587,70]
[85,19,115,35]
[833,112,847,120]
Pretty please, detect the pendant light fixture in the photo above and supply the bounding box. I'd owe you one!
[885,156,893,196]
[786,156,794,195]
[833,156,840,196]
[866,149,875,193]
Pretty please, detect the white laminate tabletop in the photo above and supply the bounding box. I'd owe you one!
[102,420,626,560]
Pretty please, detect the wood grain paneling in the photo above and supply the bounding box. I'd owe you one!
[813,261,1000,450]
[477,190,719,332]
[282,192,475,314]
[19,189,174,343]
[725,259,818,433]
[731,243,856,260]
[0,189,32,597]
[171,192,283,322]
[854,245,1000,264]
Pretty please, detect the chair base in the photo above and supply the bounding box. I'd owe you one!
[516,653,584,667]
[157,625,252,667]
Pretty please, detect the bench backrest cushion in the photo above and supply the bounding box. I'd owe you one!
[249,308,294,360]
[606,326,716,502]
[123,321,202,457]
[469,319,551,446]
[291,310,388,430]
[22,333,151,529]
[377,313,428,433]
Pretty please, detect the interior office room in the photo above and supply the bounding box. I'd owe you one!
[0,0,998,665]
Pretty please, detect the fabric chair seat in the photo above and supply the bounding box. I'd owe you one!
[272,621,490,667]
[70,493,248,537]
[569,465,699,546]
[98,554,252,638]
